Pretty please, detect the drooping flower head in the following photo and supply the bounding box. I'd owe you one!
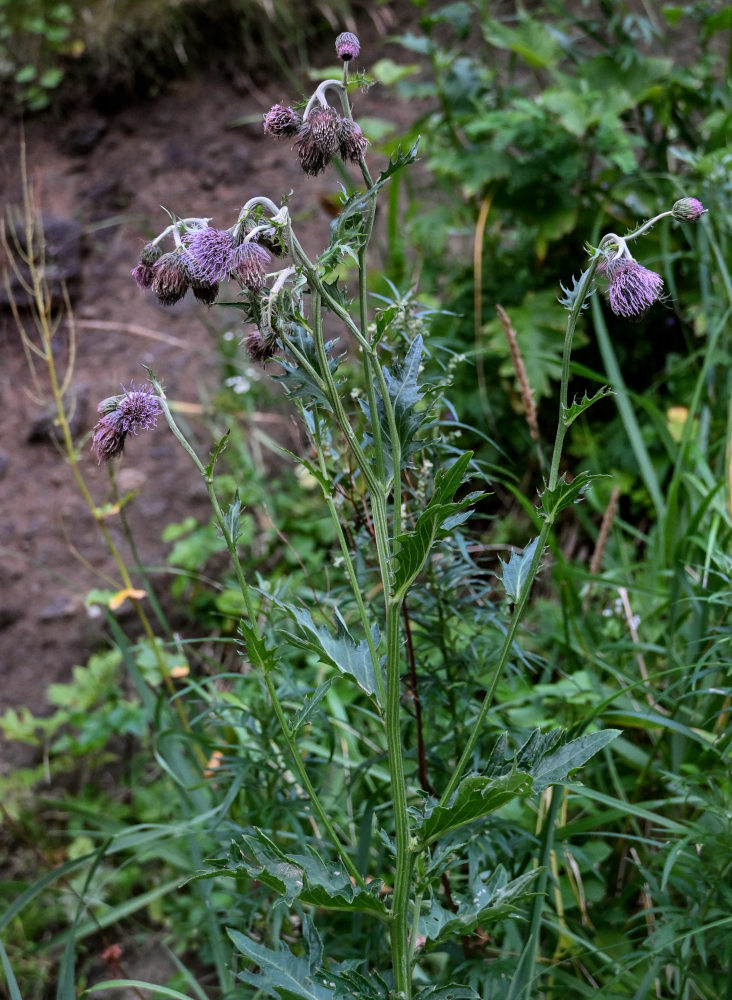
[296,106,342,176]
[236,212,288,257]
[233,242,271,289]
[92,382,162,463]
[335,32,360,61]
[151,252,192,306]
[185,227,237,285]
[602,257,664,320]
[337,117,368,163]
[263,104,302,137]
[671,197,707,223]
[131,242,163,290]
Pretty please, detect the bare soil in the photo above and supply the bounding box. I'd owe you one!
[0,30,413,771]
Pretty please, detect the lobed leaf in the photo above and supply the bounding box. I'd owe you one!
[539,470,606,520]
[499,537,541,602]
[228,928,333,1000]
[394,452,485,599]
[562,386,614,428]
[417,772,533,847]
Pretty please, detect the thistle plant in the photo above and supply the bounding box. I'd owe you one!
[94,32,708,999]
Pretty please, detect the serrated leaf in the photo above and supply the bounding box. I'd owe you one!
[394,452,484,598]
[499,537,541,602]
[419,867,541,943]
[557,269,594,312]
[337,139,420,227]
[228,929,333,1000]
[331,967,390,1000]
[417,987,480,1000]
[238,620,278,673]
[272,599,382,701]
[291,677,336,734]
[275,325,342,409]
[417,772,532,847]
[362,334,428,479]
[229,830,388,917]
[222,491,243,546]
[540,470,606,520]
[562,386,614,427]
[205,430,230,477]
[531,729,621,793]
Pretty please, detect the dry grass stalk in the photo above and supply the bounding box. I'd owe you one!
[496,303,539,444]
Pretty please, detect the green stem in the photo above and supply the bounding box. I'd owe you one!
[153,385,365,888]
[441,256,601,805]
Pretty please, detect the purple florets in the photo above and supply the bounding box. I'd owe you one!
[335,32,360,61]
[672,197,707,223]
[185,227,237,285]
[263,104,302,137]
[603,258,664,320]
[131,242,163,289]
[92,382,162,463]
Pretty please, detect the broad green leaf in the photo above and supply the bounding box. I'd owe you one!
[272,598,382,700]
[499,537,541,602]
[562,387,614,428]
[417,987,480,1000]
[394,452,484,598]
[531,730,621,793]
[417,772,532,847]
[228,929,333,1000]
[419,867,541,942]
[331,967,390,1000]
[227,830,388,917]
[539,470,605,520]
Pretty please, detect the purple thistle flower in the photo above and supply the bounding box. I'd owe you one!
[185,227,237,284]
[151,252,191,306]
[92,382,161,463]
[672,197,707,223]
[335,32,360,61]
[233,242,271,289]
[603,258,664,319]
[296,106,342,176]
[263,104,302,137]
[244,327,276,364]
[338,118,368,163]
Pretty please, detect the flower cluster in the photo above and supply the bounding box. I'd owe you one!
[263,34,368,177]
[91,382,162,463]
[131,221,275,308]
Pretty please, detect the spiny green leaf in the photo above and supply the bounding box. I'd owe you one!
[419,867,541,942]
[204,430,230,477]
[394,452,485,599]
[222,491,243,547]
[562,386,614,427]
[291,677,336,734]
[531,729,621,793]
[275,325,342,409]
[362,334,429,478]
[228,929,333,1000]
[417,772,533,847]
[500,537,541,602]
[270,598,382,701]
[540,470,606,520]
[416,987,480,1000]
[337,139,420,227]
[227,830,388,917]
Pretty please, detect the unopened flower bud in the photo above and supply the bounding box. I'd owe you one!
[335,32,360,61]
[132,242,163,289]
[263,104,302,137]
[296,106,342,176]
[192,280,219,306]
[671,197,707,223]
[151,252,191,306]
[234,242,271,289]
[338,118,368,163]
